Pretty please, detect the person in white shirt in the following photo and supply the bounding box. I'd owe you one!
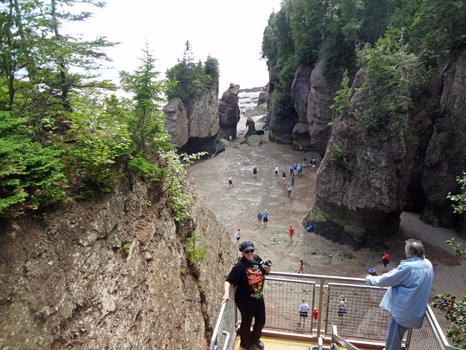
[298,299,310,328]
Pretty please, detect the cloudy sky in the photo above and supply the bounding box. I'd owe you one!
[66,0,283,95]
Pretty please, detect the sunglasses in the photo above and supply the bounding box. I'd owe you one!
[244,249,255,254]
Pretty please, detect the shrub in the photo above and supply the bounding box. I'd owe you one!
[0,111,67,216]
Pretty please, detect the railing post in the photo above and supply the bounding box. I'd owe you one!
[317,277,324,338]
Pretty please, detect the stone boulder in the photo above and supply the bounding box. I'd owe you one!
[246,135,263,147]
[307,55,341,155]
[163,99,189,148]
[302,66,415,248]
[218,83,240,139]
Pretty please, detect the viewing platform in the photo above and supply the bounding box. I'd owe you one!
[211,272,461,350]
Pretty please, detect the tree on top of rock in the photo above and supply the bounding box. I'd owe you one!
[165,41,219,108]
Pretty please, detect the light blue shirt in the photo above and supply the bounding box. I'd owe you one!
[366,257,433,329]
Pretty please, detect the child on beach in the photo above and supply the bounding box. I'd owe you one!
[382,251,389,273]
[298,259,304,273]
[235,229,241,244]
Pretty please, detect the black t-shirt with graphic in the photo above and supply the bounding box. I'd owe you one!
[226,255,266,305]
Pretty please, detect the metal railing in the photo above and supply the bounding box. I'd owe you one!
[209,287,237,350]
[210,271,462,350]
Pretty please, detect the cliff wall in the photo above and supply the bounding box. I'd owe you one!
[0,160,236,349]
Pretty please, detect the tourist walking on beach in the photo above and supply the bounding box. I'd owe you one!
[298,299,310,328]
[275,166,279,176]
[291,176,294,186]
[263,209,269,226]
[282,171,286,185]
[257,212,263,227]
[365,239,433,350]
[303,156,307,167]
[298,259,304,273]
[253,166,257,178]
[337,296,347,323]
[298,164,303,176]
[289,225,294,241]
[288,186,292,197]
[235,229,241,244]
[382,251,389,273]
[228,175,233,188]
[289,165,294,176]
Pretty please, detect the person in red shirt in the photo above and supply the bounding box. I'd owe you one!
[382,251,389,273]
[313,308,319,325]
[289,225,294,242]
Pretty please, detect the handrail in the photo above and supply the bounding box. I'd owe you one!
[332,325,360,350]
[425,304,461,350]
[268,271,366,284]
[209,287,235,350]
[220,331,230,350]
[209,300,228,350]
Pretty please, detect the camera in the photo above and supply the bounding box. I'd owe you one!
[260,260,272,268]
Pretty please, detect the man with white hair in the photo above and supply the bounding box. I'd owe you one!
[365,239,434,350]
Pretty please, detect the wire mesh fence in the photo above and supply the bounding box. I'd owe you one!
[263,278,316,333]
[405,316,441,350]
[325,283,389,342]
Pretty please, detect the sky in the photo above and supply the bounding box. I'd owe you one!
[65,0,283,96]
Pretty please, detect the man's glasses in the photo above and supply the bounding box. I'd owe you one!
[244,249,255,254]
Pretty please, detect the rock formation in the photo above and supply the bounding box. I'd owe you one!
[257,83,269,106]
[303,47,466,245]
[163,99,189,148]
[302,67,414,248]
[291,65,313,150]
[0,164,236,349]
[306,56,341,156]
[408,47,466,232]
[218,83,240,140]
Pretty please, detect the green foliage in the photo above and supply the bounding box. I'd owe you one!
[433,293,466,349]
[166,41,219,109]
[272,92,295,120]
[329,141,354,173]
[410,0,466,65]
[331,69,351,118]
[122,243,130,258]
[447,173,466,215]
[355,27,426,133]
[120,43,172,153]
[161,150,206,222]
[0,111,67,216]
[446,238,466,257]
[185,232,210,264]
[64,99,132,196]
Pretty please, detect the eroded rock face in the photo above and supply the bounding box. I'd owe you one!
[163,99,189,148]
[303,66,414,248]
[290,65,313,150]
[307,56,341,155]
[0,165,236,349]
[218,83,240,139]
[185,79,220,155]
[420,48,466,230]
[257,83,269,106]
